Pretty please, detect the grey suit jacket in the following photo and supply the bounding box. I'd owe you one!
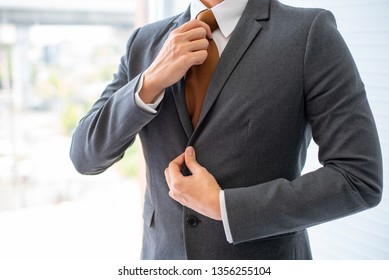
[70,0,383,259]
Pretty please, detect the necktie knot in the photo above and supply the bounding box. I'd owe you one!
[197,9,218,32]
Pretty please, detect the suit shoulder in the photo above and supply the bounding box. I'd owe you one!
[271,0,328,23]
[270,0,337,33]
[272,0,324,15]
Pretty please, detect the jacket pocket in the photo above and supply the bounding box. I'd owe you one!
[143,203,155,228]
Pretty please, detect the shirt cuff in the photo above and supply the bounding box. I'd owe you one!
[134,73,165,114]
[220,190,233,243]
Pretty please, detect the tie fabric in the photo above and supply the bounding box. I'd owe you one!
[185,9,219,128]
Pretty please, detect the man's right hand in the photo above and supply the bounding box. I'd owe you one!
[139,19,213,104]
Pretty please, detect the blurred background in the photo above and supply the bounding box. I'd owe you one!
[0,0,388,260]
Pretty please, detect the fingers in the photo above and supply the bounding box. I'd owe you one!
[188,50,208,66]
[185,146,202,174]
[164,147,222,221]
[182,26,208,42]
[170,20,211,58]
[170,152,185,169]
[186,36,209,52]
[164,152,184,188]
[164,147,202,182]
[143,19,212,93]
[176,19,213,40]
[174,25,210,64]
[165,152,186,204]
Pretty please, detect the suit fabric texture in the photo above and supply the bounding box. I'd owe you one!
[70,0,383,260]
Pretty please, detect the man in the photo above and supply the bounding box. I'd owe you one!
[70,0,383,259]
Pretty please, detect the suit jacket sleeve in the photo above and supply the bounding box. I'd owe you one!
[224,10,383,244]
[69,28,157,175]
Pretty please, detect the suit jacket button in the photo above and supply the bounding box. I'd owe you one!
[186,215,198,227]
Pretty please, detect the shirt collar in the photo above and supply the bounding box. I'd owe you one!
[190,0,249,38]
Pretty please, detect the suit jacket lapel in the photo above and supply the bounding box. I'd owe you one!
[170,7,194,139]
[195,0,270,130]
[172,78,194,138]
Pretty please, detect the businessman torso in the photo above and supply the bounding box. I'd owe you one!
[70,0,382,259]
[124,0,318,259]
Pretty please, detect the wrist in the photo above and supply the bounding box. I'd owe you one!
[140,69,164,104]
[213,189,222,221]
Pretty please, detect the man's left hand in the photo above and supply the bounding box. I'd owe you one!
[165,146,222,221]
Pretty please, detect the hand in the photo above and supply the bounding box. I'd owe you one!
[165,146,222,221]
[140,20,212,103]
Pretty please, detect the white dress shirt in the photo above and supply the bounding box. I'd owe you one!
[134,0,249,243]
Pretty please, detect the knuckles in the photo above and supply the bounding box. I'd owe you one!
[169,32,183,44]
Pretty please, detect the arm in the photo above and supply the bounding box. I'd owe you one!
[224,10,383,243]
[70,20,212,175]
[70,28,153,175]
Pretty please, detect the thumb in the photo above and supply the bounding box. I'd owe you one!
[185,146,201,173]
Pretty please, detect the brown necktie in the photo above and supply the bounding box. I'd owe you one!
[185,9,219,128]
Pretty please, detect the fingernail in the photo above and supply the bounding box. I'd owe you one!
[187,146,194,156]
